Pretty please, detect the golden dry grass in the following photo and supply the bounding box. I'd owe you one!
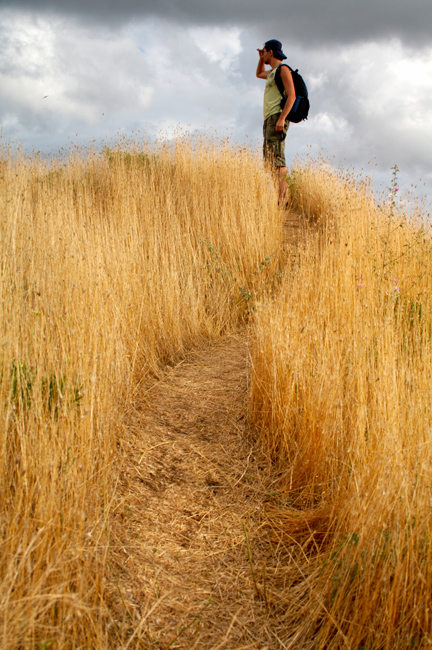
[3,136,432,650]
[251,159,432,648]
[0,137,283,649]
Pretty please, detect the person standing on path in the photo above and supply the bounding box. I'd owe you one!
[256,39,296,204]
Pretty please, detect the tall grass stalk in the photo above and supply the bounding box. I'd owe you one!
[251,160,432,648]
[0,136,282,649]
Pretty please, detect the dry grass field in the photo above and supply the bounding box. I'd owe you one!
[0,137,283,649]
[251,161,432,648]
[1,137,431,649]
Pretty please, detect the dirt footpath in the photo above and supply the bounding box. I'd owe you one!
[108,334,292,650]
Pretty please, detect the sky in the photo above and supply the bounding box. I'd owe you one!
[1,0,431,210]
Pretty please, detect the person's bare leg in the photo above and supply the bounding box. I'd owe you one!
[277,166,287,203]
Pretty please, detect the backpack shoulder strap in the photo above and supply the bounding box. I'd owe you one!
[274,63,293,97]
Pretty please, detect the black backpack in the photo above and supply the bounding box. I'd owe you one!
[275,64,309,123]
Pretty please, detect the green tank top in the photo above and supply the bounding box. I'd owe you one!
[263,63,285,120]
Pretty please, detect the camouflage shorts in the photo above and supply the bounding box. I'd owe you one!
[263,112,290,167]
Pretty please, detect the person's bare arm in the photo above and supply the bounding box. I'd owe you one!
[275,65,296,131]
[256,49,269,79]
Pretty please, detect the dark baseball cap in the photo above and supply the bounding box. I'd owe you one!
[264,39,287,60]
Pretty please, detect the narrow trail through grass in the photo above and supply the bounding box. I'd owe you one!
[106,211,305,649]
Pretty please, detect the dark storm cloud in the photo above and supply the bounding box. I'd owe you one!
[0,0,431,47]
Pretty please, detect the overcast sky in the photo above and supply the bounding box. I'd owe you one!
[1,0,431,209]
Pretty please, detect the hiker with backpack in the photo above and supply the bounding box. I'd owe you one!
[256,39,309,203]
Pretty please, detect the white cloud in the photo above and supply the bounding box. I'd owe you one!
[0,11,157,135]
[0,10,56,75]
[309,113,352,137]
[351,40,432,122]
[307,72,327,92]
[189,26,242,71]
[137,87,154,109]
